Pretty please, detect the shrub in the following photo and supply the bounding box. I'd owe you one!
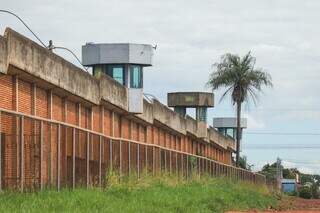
[299,186,312,199]
[311,184,320,199]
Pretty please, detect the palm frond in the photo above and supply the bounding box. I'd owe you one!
[207,51,272,106]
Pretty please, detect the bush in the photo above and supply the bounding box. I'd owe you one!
[286,191,297,197]
[311,184,320,199]
[299,186,312,199]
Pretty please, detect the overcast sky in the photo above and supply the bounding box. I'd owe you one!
[1,0,320,174]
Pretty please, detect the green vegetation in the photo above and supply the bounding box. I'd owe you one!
[0,173,276,213]
[259,162,320,199]
[207,52,272,166]
[299,186,313,199]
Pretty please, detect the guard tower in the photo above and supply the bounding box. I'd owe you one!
[212,117,247,140]
[82,43,153,113]
[167,92,214,123]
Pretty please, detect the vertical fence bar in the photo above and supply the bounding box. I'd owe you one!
[181,153,183,178]
[86,132,90,188]
[0,111,2,191]
[128,142,131,175]
[57,124,61,191]
[99,136,102,188]
[20,116,24,192]
[169,151,172,174]
[152,147,155,176]
[110,111,114,172]
[159,147,162,173]
[164,150,167,173]
[175,152,178,175]
[186,155,189,179]
[72,128,75,189]
[145,145,148,176]
[137,144,140,178]
[40,121,43,190]
[110,140,113,171]
[119,140,122,178]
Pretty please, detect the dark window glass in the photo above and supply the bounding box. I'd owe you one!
[106,65,125,85]
[130,65,142,88]
[226,128,235,138]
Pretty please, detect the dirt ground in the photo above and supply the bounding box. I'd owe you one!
[275,197,320,212]
[227,197,320,213]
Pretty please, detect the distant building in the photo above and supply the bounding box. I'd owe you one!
[281,179,296,193]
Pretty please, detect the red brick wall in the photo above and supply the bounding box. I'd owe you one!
[18,79,32,114]
[0,75,13,110]
[0,74,234,189]
[66,101,76,125]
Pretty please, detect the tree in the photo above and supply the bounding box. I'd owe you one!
[207,52,272,167]
[238,155,252,171]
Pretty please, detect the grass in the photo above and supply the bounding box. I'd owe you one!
[0,172,277,213]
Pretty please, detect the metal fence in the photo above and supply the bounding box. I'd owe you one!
[0,108,266,191]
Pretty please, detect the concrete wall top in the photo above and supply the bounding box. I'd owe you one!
[0,35,7,74]
[1,27,235,152]
[152,100,187,135]
[213,117,247,128]
[208,127,235,149]
[136,99,154,124]
[3,28,100,105]
[167,92,214,108]
[82,43,153,66]
[95,72,128,111]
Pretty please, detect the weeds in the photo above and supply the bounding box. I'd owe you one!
[0,171,277,213]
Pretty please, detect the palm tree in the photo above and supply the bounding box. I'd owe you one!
[207,52,272,167]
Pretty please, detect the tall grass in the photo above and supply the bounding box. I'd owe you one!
[0,171,277,213]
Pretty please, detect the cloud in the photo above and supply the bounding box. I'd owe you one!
[244,113,266,130]
[282,161,320,175]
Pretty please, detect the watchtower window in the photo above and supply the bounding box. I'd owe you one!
[107,65,125,85]
[130,65,143,88]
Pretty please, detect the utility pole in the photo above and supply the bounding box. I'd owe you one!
[276,157,282,191]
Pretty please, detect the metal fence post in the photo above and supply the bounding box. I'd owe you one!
[20,116,24,192]
[0,111,2,191]
[110,140,113,171]
[40,121,44,190]
[128,142,131,176]
[152,147,155,176]
[145,145,148,176]
[169,151,172,175]
[137,144,140,178]
[164,150,167,173]
[57,124,61,191]
[119,140,122,178]
[86,132,90,188]
[181,154,183,178]
[175,152,178,175]
[186,155,189,178]
[72,128,75,189]
[99,136,102,188]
